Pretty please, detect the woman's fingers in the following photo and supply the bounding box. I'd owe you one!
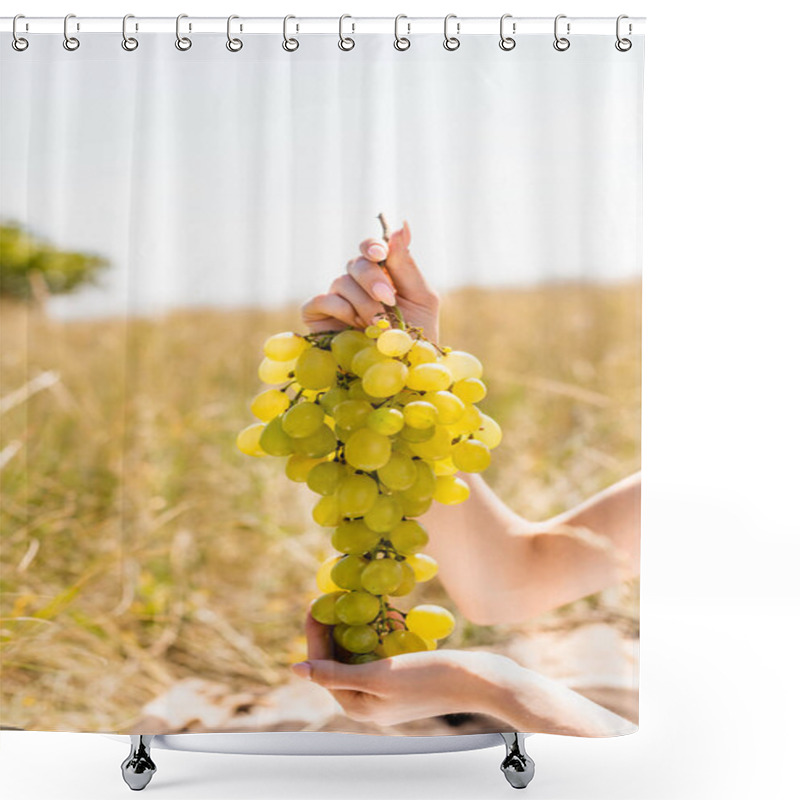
[329,274,383,327]
[304,614,335,660]
[300,292,358,331]
[346,257,397,306]
[302,659,385,694]
[384,221,436,304]
[359,238,389,263]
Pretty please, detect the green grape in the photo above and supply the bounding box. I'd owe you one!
[285,454,323,482]
[360,559,403,595]
[405,553,439,582]
[389,520,429,554]
[334,424,353,443]
[312,495,341,527]
[447,403,482,437]
[363,494,404,533]
[258,357,296,385]
[377,629,428,656]
[332,623,350,648]
[281,402,325,438]
[295,348,338,390]
[473,412,503,450]
[347,380,371,401]
[333,399,372,431]
[344,428,392,471]
[350,346,387,377]
[320,385,349,414]
[340,625,379,654]
[433,475,470,505]
[350,652,381,664]
[362,360,409,398]
[392,561,417,596]
[331,520,381,554]
[406,339,438,366]
[406,604,455,640]
[331,329,370,371]
[259,417,295,456]
[263,331,310,361]
[331,555,367,590]
[335,591,381,625]
[237,423,267,456]
[377,453,418,491]
[432,457,458,476]
[400,424,435,443]
[376,328,413,357]
[409,426,454,461]
[452,377,486,404]
[403,400,438,429]
[365,325,381,339]
[367,407,405,436]
[310,591,345,625]
[399,494,433,517]
[338,473,379,517]
[400,460,436,502]
[451,439,491,472]
[250,389,290,422]
[294,424,337,458]
[440,350,483,381]
[316,556,340,593]
[424,391,465,425]
[307,461,346,495]
[376,319,391,330]
[406,363,453,392]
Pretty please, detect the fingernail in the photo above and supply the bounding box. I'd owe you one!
[368,243,387,261]
[292,661,312,680]
[373,282,396,306]
[401,220,411,248]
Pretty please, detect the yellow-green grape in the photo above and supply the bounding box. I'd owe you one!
[452,377,487,404]
[344,428,392,471]
[258,357,296,385]
[350,346,386,377]
[400,460,436,502]
[451,439,492,472]
[360,559,403,595]
[377,452,418,491]
[335,591,381,625]
[338,473,379,518]
[425,391,465,425]
[399,494,433,517]
[307,460,347,495]
[237,423,267,456]
[340,625,379,654]
[316,555,340,592]
[347,380,370,402]
[294,424,338,458]
[331,520,381,554]
[432,457,458,476]
[350,652,381,664]
[367,407,405,436]
[392,561,417,596]
[331,555,367,590]
[285,454,324,482]
[281,402,325,438]
[294,348,338,390]
[420,637,437,651]
[403,400,438,429]
[331,329,370,371]
[320,385,349,414]
[362,360,409,398]
[473,413,503,450]
[400,424,435,443]
[250,389,290,422]
[447,403,482,437]
[376,318,391,330]
[406,363,453,392]
[389,520,429,555]
[333,399,372,431]
[334,424,353,443]
[259,417,295,456]
[263,331,310,361]
[378,629,428,656]
[332,623,350,648]
[406,553,439,582]
[376,328,413,357]
[433,475,470,505]
[364,325,382,339]
[406,604,456,640]
[407,339,438,366]
[441,350,483,382]
[312,495,341,527]
[364,494,404,533]
[310,591,345,625]
[409,426,454,461]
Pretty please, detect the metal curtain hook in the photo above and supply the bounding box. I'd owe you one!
[122,14,139,51]
[283,15,299,51]
[394,14,410,50]
[499,13,516,51]
[443,14,460,51]
[63,13,80,51]
[227,15,243,51]
[615,14,632,51]
[12,14,29,51]
[338,14,355,51]
[553,14,570,51]
[176,14,192,50]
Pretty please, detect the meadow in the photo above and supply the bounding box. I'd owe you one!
[0,281,640,732]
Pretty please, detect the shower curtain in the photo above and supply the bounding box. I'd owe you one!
[1,21,643,739]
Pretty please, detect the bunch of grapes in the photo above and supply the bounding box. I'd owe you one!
[237,312,501,663]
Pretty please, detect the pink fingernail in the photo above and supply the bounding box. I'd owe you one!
[373,282,396,305]
[292,662,312,680]
[368,244,387,260]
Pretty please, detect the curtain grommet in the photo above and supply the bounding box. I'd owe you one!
[121,14,139,51]
[12,14,29,51]
[338,14,355,51]
[226,15,243,52]
[443,14,460,51]
[615,15,633,51]
[175,14,192,51]
[394,15,411,51]
[282,15,299,52]
[499,14,516,51]
[63,13,80,51]
[553,14,570,52]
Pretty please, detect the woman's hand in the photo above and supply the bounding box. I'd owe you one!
[301,220,441,342]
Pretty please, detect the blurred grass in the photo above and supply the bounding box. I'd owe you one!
[0,280,640,732]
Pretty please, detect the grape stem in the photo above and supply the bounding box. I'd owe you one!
[376,213,406,331]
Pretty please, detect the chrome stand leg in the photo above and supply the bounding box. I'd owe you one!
[500,732,535,789]
[121,735,157,791]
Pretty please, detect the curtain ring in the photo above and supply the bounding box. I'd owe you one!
[443,14,460,51]
[499,14,516,51]
[122,14,139,51]
[12,15,29,51]
[63,13,80,51]
[175,14,192,50]
[394,14,410,51]
[226,15,243,51]
[553,14,570,51]
[615,15,632,51]
[283,15,299,51]
[338,14,355,51]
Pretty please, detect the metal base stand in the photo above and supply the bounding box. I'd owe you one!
[500,733,535,789]
[121,735,156,791]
